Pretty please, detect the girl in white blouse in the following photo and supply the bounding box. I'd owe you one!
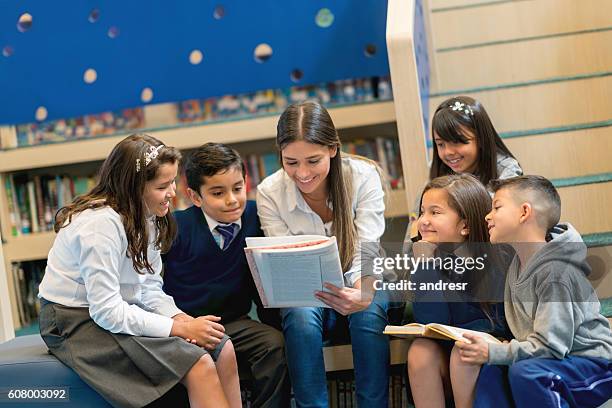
[38,134,241,408]
[257,101,390,407]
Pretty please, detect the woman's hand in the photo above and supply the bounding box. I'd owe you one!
[315,278,375,315]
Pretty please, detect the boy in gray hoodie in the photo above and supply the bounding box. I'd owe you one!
[455,175,612,408]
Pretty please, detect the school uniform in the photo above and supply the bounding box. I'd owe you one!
[38,207,228,408]
[257,156,390,408]
[162,201,290,408]
[475,224,612,408]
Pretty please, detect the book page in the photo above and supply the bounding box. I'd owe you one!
[244,250,268,307]
[246,235,328,248]
[252,237,344,307]
[428,323,501,344]
[383,324,425,335]
[268,254,323,303]
[384,323,449,340]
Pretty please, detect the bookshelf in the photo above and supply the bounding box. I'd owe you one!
[0,101,396,173]
[0,230,14,342]
[0,100,410,330]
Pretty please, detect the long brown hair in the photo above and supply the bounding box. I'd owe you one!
[276,101,359,272]
[54,134,182,274]
[430,96,517,186]
[421,174,501,327]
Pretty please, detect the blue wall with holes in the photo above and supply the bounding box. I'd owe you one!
[0,1,389,125]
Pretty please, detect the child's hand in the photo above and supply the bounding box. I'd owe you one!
[187,315,226,350]
[454,333,489,364]
[413,240,436,259]
[172,313,198,343]
[315,283,373,315]
[172,313,194,322]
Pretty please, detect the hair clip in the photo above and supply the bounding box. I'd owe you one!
[145,144,164,166]
[137,144,164,172]
[450,101,473,116]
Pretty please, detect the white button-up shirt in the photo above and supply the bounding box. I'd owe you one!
[38,207,182,337]
[256,156,385,286]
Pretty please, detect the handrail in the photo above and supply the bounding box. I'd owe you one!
[386,0,436,208]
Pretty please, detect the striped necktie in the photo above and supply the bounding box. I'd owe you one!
[215,224,237,250]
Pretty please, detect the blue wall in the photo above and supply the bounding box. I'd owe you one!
[0,1,389,124]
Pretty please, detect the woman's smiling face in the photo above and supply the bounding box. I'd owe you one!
[281,140,337,197]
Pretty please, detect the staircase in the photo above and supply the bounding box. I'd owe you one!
[427,0,612,301]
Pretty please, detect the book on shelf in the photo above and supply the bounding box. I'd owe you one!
[342,136,404,190]
[150,134,404,209]
[176,75,391,124]
[4,108,144,149]
[1,75,392,150]
[4,174,21,236]
[384,323,502,344]
[11,260,46,327]
[6,174,96,236]
[244,235,345,308]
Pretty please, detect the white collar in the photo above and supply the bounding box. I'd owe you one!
[202,210,242,232]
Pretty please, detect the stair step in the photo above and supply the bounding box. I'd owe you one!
[505,125,612,180]
[431,0,528,13]
[557,181,612,235]
[584,232,612,248]
[553,173,612,188]
[429,75,612,134]
[432,0,612,50]
[435,30,612,90]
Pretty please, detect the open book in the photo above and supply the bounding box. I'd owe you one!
[244,235,345,308]
[383,323,501,344]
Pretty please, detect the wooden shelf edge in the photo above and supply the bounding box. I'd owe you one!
[385,188,409,218]
[0,101,396,173]
[3,231,56,263]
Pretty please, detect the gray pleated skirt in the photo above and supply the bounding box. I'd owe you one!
[39,300,229,408]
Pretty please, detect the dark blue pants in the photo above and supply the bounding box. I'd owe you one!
[475,356,612,408]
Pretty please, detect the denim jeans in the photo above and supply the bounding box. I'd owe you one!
[280,294,390,408]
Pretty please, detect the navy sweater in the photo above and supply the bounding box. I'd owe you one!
[162,201,263,323]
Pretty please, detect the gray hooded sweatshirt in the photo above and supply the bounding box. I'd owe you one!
[488,223,612,365]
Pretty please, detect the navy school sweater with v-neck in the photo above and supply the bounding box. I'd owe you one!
[162,201,263,323]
